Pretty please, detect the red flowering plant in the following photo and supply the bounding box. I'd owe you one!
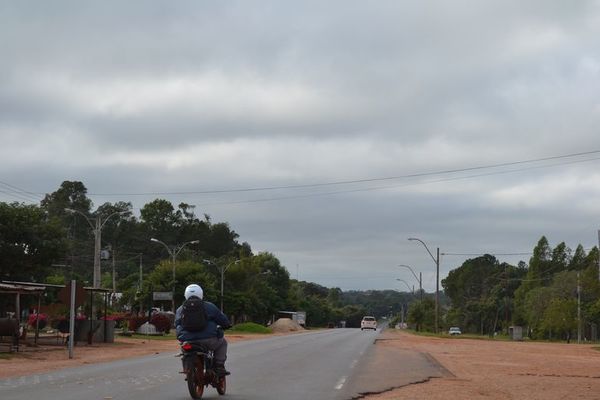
[127,316,149,332]
[101,312,129,329]
[28,313,48,330]
[150,313,172,334]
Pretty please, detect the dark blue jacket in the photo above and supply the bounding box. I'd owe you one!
[175,300,231,341]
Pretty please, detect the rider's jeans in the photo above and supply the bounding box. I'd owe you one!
[193,337,228,363]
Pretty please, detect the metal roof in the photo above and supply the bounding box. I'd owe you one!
[0,282,46,293]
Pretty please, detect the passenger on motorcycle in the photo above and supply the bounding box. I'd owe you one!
[175,284,232,375]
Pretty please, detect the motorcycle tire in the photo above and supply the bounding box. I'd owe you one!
[187,367,205,399]
[216,375,226,395]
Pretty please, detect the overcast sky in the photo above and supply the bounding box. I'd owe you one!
[2,1,600,292]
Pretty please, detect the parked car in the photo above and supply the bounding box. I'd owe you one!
[360,316,377,331]
[448,326,462,335]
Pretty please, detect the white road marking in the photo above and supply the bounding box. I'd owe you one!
[350,359,358,368]
[335,376,347,390]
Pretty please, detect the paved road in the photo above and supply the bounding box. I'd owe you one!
[0,328,447,400]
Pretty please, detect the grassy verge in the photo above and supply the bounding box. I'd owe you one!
[123,332,177,341]
[227,322,272,334]
[390,328,512,341]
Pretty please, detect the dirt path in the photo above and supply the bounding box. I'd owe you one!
[365,330,600,400]
[0,333,268,379]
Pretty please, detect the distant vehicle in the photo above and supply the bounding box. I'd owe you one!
[448,327,462,335]
[360,316,377,331]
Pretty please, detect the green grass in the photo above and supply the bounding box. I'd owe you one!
[227,322,272,334]
[0,353,14,359]
[124,332,177,341]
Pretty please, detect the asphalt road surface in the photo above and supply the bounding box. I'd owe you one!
[0,328,448,400]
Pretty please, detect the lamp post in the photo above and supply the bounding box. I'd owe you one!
[408,237,440,334]
[65,208,127,289]
[398,264,422,301]
[151,238,199,311]
[203,259,241,312]
[396,278,414,294]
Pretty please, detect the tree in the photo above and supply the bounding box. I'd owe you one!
[40,180,92,217]
[524,287,555,338]
[541,298,577,342]
[569,245,587,271]
[146,260,217,310]
[0,202,68,281]
[407,298,435,332]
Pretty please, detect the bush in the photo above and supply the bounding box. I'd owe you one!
[128,316,148,332]
[150,313,172,333]
[103,312,129,330]
[28,313,48,329]
[230,322,272,334]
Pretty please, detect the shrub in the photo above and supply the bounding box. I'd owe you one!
[28,313,48,329]
[230,322,272,334]
[150,313,172,333]
[128,316,148,332]
[102,312,129,329]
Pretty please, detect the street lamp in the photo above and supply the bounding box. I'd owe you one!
[408,237,440,334]
[396,278,414,294]
[150,238,200,311]
[65,208,128,289]
[203,259,241,312]
[397,264,422,301]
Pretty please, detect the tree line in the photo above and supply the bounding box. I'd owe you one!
[434,237,600,340]
[0,180,415,327]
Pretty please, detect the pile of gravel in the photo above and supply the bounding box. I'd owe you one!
[270,318,305,333]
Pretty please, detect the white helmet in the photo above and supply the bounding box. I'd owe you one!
[184,284,203,300]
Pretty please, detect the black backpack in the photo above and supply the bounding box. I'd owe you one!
[181,297,208,332]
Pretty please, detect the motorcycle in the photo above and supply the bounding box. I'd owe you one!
[179,341,227,399]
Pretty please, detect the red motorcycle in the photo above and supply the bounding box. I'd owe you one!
[179,341,227,399]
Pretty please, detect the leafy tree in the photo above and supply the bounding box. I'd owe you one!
[0,202,67,281]
[524,286,555,338]
[146,260,217,311]
[40,180,92,217]
[541,298,577,342]
[407,298,435,331]
[569,245,587,271]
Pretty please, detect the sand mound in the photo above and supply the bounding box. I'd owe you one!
[270,318,305,333]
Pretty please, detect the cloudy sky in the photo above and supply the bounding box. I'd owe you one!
[2,1,600,291]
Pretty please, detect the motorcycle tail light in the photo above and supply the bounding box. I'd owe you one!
[182,343,193,351]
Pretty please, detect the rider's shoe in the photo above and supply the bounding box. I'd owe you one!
[214,363,231,376]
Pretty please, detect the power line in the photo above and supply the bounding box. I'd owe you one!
[194,154,600,207]
[0,180,42,202]
[442,252,533,256]
[77,149,600,196]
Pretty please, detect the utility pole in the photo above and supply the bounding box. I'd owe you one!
[436,247,439,334]
[577,271,581,344]
[111,246,116,293]
[139,254,143,316]
[93,218,101,288]
[139,254,143,290]
[65,208,127,289]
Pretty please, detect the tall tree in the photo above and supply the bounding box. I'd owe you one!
[0,202,67,281]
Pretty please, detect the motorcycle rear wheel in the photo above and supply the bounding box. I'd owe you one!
[187,367,205,399]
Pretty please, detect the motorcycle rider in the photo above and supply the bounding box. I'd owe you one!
[175,284,232,375]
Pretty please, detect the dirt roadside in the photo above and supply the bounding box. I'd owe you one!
[364,330,600,400]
